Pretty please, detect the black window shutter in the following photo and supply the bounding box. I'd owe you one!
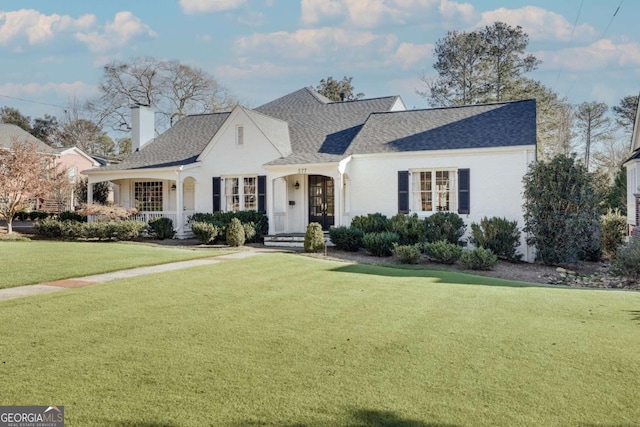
[458,169,470,215]
[257,175,266,213]
[398,171,409,214]
[212,177,221,212]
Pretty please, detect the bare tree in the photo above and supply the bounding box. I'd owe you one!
[88,56,237,133]
[0,140,58,234]
[573,102,611,171]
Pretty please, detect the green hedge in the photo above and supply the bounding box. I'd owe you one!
[35,218,146,241]
[329,226,364,251]
[188,211,267,242]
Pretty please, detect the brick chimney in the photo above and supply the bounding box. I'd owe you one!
[131,105,155,152]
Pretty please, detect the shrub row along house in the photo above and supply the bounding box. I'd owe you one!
[84,87,537,260]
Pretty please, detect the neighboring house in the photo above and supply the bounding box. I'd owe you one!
[0,123,56,155]
[55,147,101,210]
[623,98,640,237]
[84,87,537,260]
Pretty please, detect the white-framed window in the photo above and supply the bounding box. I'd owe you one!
[68,166,78,183]
[134,181,163,212]
[224,176,256,212]
[236,125,244,146]
[411,169,457,213]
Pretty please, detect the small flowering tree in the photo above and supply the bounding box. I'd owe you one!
[0,140,59,234]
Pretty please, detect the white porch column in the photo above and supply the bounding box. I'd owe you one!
[87,178,94,205]
[336,174,343,228]
[176,174,184,237]
[267,176,275,235]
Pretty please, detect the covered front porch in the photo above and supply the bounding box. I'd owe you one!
[266,158,352,236]
[85,166,199,238]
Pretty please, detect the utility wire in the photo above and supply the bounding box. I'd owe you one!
[553,0,584,90]
[599,0,624,41]
[0,93,67,109]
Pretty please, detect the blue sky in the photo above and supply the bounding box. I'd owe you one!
[0,0,638,126]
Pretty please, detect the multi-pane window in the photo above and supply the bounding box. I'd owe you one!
[224,176,257,212]
[225,178,240,212]
[134,181,163,211]
[68,166,78,183]
[411,170,456,213]
[243,177,256,211]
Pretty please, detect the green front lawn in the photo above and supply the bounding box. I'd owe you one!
[0,241,230,288]
[0,253,638,426]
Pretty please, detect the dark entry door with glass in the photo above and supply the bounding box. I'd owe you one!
[308,175,334,230]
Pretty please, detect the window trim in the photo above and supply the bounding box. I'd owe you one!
[133,180,164,212]
[236,125,244,147]
[409,169,457,214]
[222,175,257,212]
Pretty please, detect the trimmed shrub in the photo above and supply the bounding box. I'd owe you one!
[304,222,325,253]
[422,240,462,265]
[460,247,498,270]
[424,212,466,244]
[523,155,600,264]
[600,209,627,260]
[470,217,522,262]
[392,243,421,264]
[387,213,425,245]
[351,213,388,233]
[226,218,245,247]
[191,222,219,244]
[34,218,145,241]
[363,232,399,257]
[35,217,64,238]
[329,226,364,251]
[105,221,146,240]
[148,217,175,240]
[188,211,268,241]
[59,211,87,222]
[13,211,29,221]
[610,239,640,281]
[243,222,257,243]
[29,211,50,221]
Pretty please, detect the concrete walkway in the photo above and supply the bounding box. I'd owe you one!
[0,249,269,303]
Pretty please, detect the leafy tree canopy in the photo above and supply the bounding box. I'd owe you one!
[315,76,364,102]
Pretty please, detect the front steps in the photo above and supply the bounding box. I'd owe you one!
[263,232,333,248]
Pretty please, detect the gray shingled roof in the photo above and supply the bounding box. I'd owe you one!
[346,100,536,155]
[0,123,56,154]
[256,87,400,165]
[98,112,230,171]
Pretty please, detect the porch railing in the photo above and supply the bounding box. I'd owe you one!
[89,210,195,230]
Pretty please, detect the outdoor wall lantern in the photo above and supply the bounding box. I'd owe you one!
[170,184,177,191]
[294,181,300,190]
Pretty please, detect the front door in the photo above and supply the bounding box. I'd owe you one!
[308,175,334,230]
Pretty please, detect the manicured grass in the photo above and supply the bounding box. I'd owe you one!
[0,253,638,426]
[0,241,231,288]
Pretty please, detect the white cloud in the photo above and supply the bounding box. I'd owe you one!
[75,11,156,53]
[180,0,246,14]
[300,0,474,28]
[301,0,344,25]
[537,39,640,71]
[478,6,596,41]
[235,27,397,62]
[216,61,308,79]
[0,81,98,99]
[0,9,95,45]
[388,42,434,69]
